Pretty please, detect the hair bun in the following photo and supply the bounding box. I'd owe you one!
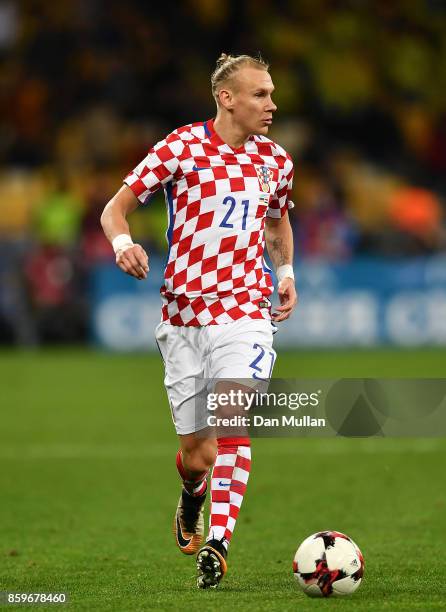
[216,53,231,68]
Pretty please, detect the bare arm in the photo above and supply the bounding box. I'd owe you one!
[264,213,298,322]
[265,213,294,269]
[101,184,149,280]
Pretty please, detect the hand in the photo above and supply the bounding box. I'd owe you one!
[116,244,149,280]
[272,277,298,322]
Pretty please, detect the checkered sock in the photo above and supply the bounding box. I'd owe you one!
[176,449,208,497]
[206,437,251,551]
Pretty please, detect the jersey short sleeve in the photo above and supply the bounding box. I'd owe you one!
[267,154,294,219]
[124,132,185,205]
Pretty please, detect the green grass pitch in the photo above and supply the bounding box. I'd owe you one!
[1,348,446,610]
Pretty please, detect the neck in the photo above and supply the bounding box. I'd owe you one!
[213,112,249,149]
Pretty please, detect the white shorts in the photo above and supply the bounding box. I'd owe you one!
[155,319,277,435]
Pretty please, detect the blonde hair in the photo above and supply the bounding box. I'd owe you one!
[211,53,269,102]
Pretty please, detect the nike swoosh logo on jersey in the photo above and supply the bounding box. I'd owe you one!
[176,515,192,547]
[192,165,211,171]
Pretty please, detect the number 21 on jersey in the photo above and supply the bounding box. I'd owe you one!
[219,196,250,230]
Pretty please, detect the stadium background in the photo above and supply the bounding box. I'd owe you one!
[1,2,445,610]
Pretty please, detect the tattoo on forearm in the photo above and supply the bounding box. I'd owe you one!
[270,237,290,267]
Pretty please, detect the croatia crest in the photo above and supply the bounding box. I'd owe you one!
[256,165,273,193]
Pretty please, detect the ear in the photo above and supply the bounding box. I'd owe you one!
[218,87,235,111]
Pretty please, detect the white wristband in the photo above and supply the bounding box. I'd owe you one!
[112,233,134,254]
[277,264,295,282]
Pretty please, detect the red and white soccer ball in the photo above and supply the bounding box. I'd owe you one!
[293,531,364,597]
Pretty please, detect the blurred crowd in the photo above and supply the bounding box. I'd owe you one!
[1,0,446,343]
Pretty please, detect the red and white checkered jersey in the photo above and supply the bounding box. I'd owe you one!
[124,119,294,326]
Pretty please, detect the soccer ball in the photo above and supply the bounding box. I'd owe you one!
[293,530,364,597]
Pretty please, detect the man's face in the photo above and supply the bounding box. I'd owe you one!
[224,67,277,135]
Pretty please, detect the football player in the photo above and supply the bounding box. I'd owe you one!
[101,53,297,588]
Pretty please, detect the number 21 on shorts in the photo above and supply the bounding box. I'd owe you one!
[249,343,275,380]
